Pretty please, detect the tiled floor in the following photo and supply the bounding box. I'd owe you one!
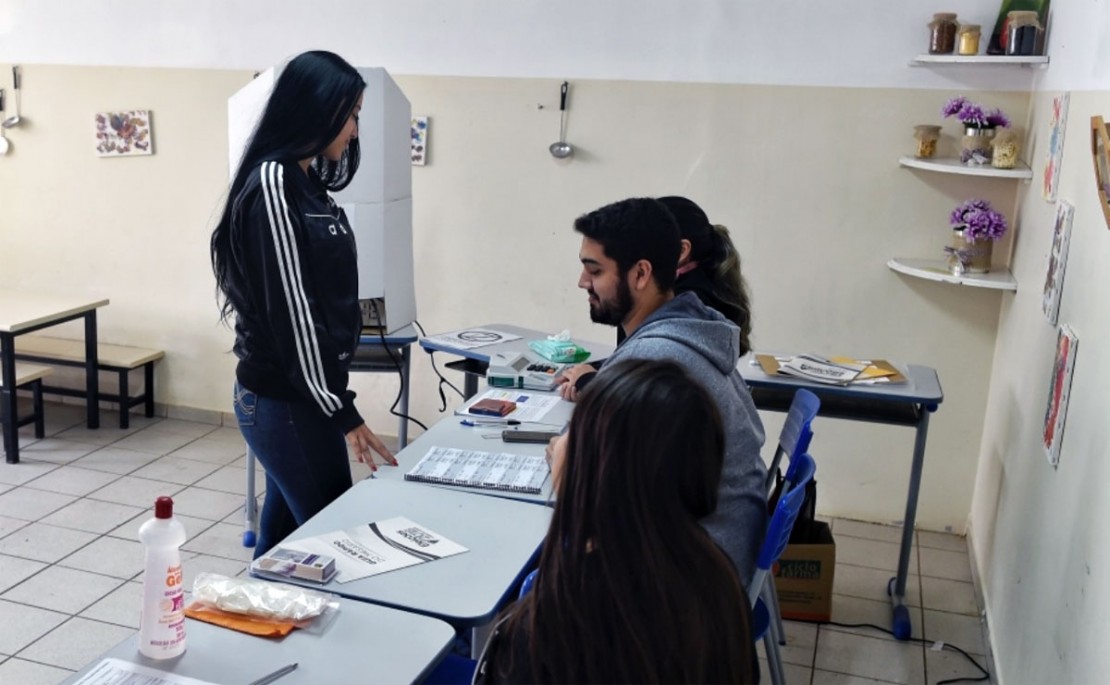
[0,403,996,684]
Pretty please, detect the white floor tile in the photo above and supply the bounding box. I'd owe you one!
[815,629,925,685]
[917,547,973,583]
[0,514,29,539]
[834,563,921,608]
[18,439,100,464]
[0,460,60,487]
[0,657,73,684]
[827,594,923,642]
[131,456,222,486]
[58,536,145,580]
[920,577,979,617]
[835,519,911,545]
[78,581,142,629]
[112,430,200,455]
[193,465,260,495]
[812,669,902,685]
[55,422,146,447]
[836,536,917,574]
[0,522,98,563]
[182,522,255,562]
[924,643,992,684]
[22,466,120,496]
[87,476,185,508]
[917,531,968,553]
[41,499,145,535]
[0,553,48,593]
[776,619,818,667]
[760,657,813,684]
[146,419,219,439]
[0,600,68,654]
[0,488,76,521]
[170,487,247,521]
[1,565,124,614]
[71,446,162,474]
[922,609,987,657]
[167,437,246,465]
[19,616,135,671]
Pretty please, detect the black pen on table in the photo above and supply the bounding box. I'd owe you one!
[248,662,298,685]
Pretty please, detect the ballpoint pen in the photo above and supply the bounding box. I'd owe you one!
[248,662,298,685]
[460,418,522,427]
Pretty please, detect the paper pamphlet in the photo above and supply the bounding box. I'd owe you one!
[255,517,468,584]
[423,328,521,350]
[456,388,561,423]
[755,354,907,385]
[407,446,550,494]
[73,658,220,685]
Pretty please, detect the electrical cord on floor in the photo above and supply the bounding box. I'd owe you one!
[821,621,989,685]
[366,303,428,432]
[411,320,465,412]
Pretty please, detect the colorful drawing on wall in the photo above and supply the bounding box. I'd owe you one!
[1042,92,1069,202]
[95,110,152,157]
[1091,116,1110,230]
[1042,323,1077,468]
[411,116,428,166]
[1041,200,1075,325]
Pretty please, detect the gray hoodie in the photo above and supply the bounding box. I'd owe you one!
[599,291,768,585]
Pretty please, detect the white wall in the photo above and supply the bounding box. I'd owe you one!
[968,2,1110,683]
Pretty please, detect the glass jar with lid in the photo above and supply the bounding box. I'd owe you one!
[1005,10,1042,56]
[957,24,981,56]
[913,125,942,159]
[927,13,958,54]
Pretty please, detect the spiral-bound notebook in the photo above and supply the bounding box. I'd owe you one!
[405,446,550,494]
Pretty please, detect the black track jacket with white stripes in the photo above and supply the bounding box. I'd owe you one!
[231,161,364,434]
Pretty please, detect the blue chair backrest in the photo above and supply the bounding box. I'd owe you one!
[750,452,816,605]
[779,389,820,458]
[519,568,538,599]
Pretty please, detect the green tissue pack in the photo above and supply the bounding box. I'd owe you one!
[529,339,591,364]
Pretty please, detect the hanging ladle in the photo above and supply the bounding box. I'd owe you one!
[2,66,22,129]
[549,81,573,159]
[0,89,9,155]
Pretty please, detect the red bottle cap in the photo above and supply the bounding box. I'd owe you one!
[154,496,174,519]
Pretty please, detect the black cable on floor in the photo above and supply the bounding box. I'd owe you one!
[411,320,465,413]
[822,621,990,685]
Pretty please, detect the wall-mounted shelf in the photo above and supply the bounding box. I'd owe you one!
[899,156,1033,179]
[887,258,1017,291]
[911,54,1049,66]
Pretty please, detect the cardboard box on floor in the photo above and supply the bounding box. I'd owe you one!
[773,520,835,622]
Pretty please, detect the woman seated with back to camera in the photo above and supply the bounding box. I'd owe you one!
[474,358,758,684]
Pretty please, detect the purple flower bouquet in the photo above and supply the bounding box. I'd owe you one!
[942,97,1011,129]
[950,199,1008,243]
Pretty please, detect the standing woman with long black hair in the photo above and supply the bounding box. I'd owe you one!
[211,51,396,558]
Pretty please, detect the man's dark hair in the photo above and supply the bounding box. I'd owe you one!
[573,198,681,292]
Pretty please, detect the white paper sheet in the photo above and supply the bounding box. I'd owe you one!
[423,328,521,350]
[73,658,221,685]
[456,388,561,424]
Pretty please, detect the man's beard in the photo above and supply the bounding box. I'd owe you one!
[588,277,633,326]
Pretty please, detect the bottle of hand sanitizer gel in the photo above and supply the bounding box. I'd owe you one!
[138,496,187,659]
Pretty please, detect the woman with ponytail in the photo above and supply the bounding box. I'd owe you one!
[211,51,396,558]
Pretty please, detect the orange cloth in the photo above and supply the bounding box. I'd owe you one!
[185,603,297,638]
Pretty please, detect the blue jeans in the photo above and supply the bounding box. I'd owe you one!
[233,382,352,559]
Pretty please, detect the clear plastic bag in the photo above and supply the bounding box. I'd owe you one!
[191,572,336,624]
[529,330,591,363]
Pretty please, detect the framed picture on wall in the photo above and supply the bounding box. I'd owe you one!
[1041,200,1074,325]
[1042,92,1069,202]
[94,110,153,157]
[1042,323,1078,468]
[1091,116,1110,229]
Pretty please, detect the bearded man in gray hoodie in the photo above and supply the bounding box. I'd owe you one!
[559,197,768,585]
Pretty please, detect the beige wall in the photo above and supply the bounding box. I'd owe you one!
[971,89,1110,684]
[0,64,1030,533]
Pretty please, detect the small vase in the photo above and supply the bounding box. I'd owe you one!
[947,228,993,273]
[961,126,995,165]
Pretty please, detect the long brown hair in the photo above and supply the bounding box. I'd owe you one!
[503,359,756,683]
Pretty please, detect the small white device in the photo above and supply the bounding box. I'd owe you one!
[486,351,567,391]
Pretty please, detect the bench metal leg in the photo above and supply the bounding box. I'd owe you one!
[2,332,19,463]
[84,311,100,429]
[32,378,45,439]
[118,369,130,429]
[144,362,155,417]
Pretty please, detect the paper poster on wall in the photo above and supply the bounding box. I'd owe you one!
[1042,93,1070,202]
[411,115,428,165]
[1041,200,1075,325]
[1042,324,1078,468]
[95,110,153,156]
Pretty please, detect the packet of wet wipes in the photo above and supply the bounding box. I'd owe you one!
[529,330,591,363]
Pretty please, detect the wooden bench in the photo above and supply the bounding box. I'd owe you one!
[14,336,164,429]
[0,362,53,439]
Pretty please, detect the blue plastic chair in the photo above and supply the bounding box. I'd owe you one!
[763,388,820,494]
[750,452,816,685]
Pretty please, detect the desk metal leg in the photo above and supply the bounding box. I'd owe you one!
[889,406,933,640]
[463,373,479,400]
[84,311,100,429]
[1,333,18,463]
[398,346,411,448]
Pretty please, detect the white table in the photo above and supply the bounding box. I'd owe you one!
[372,393,574,505]
[263,478,551,629]
[0,291,109,463]
[419,323,613,398]
[61,594,455,685]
